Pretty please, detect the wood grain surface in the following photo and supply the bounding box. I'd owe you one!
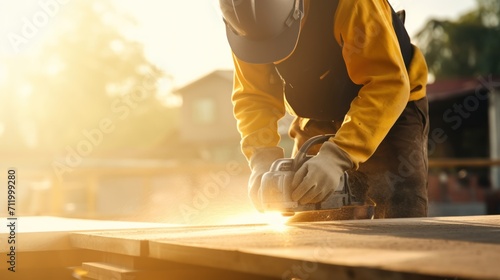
[70,215,500,280]
[0,216,175,252]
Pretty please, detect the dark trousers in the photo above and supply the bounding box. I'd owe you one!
[289,97,429,219]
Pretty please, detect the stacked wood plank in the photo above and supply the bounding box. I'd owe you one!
[0,216,174,280]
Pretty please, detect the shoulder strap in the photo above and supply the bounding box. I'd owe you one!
[389,4,414,70]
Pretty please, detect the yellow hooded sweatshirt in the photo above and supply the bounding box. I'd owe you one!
[231,0,428,168]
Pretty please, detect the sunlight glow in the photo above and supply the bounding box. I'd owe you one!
[218,211,291,232]
[19,120,38,148]
[262,212,291,232]
[18,84,33,100]
[45,56,65,76]
[110,39,124,53]
[0,65,7,85]
[158,77,182,107]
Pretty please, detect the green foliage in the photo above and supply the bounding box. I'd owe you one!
[415,0,500,79]
[0,0,178,157]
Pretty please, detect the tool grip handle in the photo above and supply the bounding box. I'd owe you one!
[293,134,335,170]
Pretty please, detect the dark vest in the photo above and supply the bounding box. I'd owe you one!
[274,0,413,121]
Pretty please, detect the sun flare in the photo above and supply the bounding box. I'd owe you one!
[217,211,292,232]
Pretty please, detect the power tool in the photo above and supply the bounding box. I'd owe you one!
[259,134,366,216]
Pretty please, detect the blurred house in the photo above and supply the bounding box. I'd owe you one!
[174,70,242,163]
[11,70,299,222]
[174,69,294,162]
[426,76,500,215]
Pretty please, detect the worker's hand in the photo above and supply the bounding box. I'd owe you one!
[248,147,284,212]
[292,141,353,204]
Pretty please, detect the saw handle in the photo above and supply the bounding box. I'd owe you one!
[293,134,336,171]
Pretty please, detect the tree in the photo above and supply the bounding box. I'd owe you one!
[0,0,178,158]
[415,0,500,79]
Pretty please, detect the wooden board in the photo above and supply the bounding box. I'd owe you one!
[0,216,175,277]
[81,261,276,280]
[70,224,266,257]
[71,215,500,280]
[0,216,175,252]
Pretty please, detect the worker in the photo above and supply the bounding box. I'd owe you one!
[219,0,429,219]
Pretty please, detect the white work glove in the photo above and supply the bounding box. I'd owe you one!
[248,147,284,212]
[292,141,353,204]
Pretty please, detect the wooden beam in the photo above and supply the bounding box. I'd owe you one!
[429,158,500,167]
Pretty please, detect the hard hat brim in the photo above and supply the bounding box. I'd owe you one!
[225,17,302,64]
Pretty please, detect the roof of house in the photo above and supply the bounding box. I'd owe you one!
[427,76,500,102]
[174,70,233,95]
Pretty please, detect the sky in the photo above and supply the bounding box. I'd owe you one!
[0,0,478,88]
[113,0,478,87]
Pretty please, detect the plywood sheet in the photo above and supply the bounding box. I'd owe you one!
[82,261,276,280]
[0,216,175,252]
[70,224,264,256]
[145,215,499,279]
[70,215,500,279]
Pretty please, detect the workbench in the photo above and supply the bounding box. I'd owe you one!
[2,215,500,280]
